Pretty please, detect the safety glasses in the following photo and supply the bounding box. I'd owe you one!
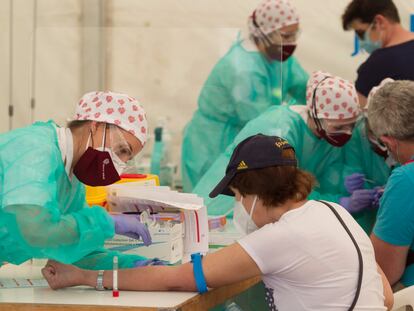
[320,118,358,135]
[355,21,375,40]
[364,120,387,151]
[108,124,133,162]
[278,29,301,43]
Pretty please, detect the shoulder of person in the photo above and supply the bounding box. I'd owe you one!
[384,164,414,195]
[357,50,389,73]
[1,121,59,161]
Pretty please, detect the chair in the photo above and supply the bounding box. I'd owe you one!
[392,285,414,311]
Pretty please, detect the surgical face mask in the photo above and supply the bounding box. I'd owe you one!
[233,196,259,235]
[360,23,382,54]
[385,153,398,168]
[368,137,388,158]
[319,130,352,147]
[73,125,121,186]
[265,43,296,62]
[315,118,353,147]
[97,146,127,176]
[383,140,401,165]
[365,120,388,158]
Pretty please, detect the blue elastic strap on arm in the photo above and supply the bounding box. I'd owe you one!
[191,253,208,293]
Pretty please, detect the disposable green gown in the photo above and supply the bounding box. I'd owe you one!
[193,106,348,216]
[343,119,391,233]
[181,36,308,192]
[0,121,146,269]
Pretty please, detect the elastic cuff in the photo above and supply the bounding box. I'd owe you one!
[191,253,208,293]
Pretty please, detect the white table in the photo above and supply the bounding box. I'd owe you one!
[0,223,260,311]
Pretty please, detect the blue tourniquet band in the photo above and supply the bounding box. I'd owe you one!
[191,253,208,293]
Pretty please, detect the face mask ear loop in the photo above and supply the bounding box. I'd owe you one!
[311,76,330,133]
[252,10,273,47]
[250,195,258,218]
[101,123,108,151]
[85,132,92,151]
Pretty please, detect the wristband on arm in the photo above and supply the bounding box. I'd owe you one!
[191,253,208,293]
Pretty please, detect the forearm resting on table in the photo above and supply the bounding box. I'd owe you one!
[85,265,197,291]
[79,243,261,292]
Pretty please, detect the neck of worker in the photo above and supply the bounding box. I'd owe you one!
[70,127,90,171]
[398,140,414,164]
[383,23,414,48]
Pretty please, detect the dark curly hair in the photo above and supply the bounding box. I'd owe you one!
[229,149,316,207]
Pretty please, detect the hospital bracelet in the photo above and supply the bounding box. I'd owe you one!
[191,253,208,294]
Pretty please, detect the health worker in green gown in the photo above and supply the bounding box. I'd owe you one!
[0,91,161,270]
[193,71,361,219]
[181,0,308,192]
[341,79,396,233]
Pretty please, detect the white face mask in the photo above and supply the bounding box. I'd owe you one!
[233,195,259,235]
[92,125,127,176]
[111,150,127,176]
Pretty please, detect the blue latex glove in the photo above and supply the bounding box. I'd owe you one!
[339,189,377,213]
[133,258,166,267]
[372,186,385,208]
[344,173,365,194]
[111,214,152,246]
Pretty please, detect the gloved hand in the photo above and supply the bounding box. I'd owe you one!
[372,186,385,208]
[344,173,365,194]
[111,214,152,246]
[339,189,377,214]
[134,258,166,267]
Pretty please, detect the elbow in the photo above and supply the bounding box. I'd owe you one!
[384,268,404,287]
[165,265,198,292]
[384,292,394,311]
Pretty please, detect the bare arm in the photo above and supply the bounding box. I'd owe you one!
[371,233,409,285]
[377,263,394,310]
[42,243,262,291]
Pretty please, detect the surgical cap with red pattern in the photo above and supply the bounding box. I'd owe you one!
[248,0,300,37]
[306,71,360,120]
[73,91,148,145]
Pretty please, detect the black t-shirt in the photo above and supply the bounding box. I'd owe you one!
[355,39,414,97]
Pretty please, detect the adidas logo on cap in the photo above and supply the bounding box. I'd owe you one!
[237,161,248,170]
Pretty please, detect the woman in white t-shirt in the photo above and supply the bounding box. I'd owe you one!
[41,134,393,310]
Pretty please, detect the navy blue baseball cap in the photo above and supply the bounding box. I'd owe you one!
[209,134,297,198]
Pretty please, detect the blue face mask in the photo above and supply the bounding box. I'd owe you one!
[360,23,382,54]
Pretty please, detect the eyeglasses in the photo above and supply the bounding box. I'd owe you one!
[321,119,357,134]
[108,124,133,162]
[364,120,387,150]
[355,22,375,40]
[277,29,301,43]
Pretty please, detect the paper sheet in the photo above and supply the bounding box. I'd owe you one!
[0,278,48,288]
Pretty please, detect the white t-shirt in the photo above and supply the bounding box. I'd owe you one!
[238,200,385,311]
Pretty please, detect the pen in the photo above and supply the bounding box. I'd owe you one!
[364,178,376,184]
[113,256,119,298]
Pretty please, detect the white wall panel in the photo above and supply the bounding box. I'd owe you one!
[1,0,413,167]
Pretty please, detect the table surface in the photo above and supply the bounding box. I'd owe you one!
[0,224,259,311]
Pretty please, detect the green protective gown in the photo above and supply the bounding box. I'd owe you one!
[0,121,146,269]
[181,35,308,193]
[193,105,348,216]
[343,119,391,233]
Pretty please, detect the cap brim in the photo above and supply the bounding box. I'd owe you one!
[209,172,236,198]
